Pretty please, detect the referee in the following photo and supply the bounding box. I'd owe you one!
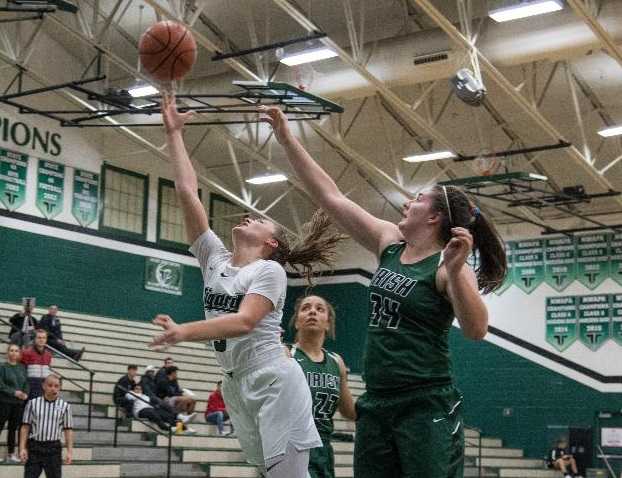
[19,374,73,478]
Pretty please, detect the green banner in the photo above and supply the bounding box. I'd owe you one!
[610,232,622,287]
[494,241,513,295]
[544,236,576,292]
[72,169,99,227]
[545,296,578,352]
[576,233,610,290]
[613,294,622,346]
[513,239,544,294]
[578,294,611,351]
[0,148,28,211]
[36,159,65,219]
[145,257,183,296]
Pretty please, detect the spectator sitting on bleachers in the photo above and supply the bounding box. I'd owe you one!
[140,365,158,399]
[0,343,28,463]
[113,365,138,416]
[154,357,174,384]
[9,302,38,347]
[155,366,196,416]
[39,305,85,362]
[548,438,582,478]
[205,380,232,435]
[20,329,52,399]
[125,383,195,433]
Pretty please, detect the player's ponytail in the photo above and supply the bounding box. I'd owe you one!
[270,210,347,285]
[432,185,507,294]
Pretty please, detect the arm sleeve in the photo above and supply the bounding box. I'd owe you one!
[0,367,14,397]
[63,404,73,429]
[246,261,287,309]
[22,400,33,425]
[189,230,230,275]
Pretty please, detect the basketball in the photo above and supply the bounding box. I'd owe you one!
[139,21,197,82]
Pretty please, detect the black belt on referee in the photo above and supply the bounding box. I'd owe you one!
[28,439,61,446]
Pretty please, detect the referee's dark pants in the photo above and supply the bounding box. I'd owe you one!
[24,439,62,478]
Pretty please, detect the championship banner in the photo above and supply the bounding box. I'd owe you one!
[494,242,513,295]
[72,169,99,227]
[145,257,183,296]
[576,233,610,290]
[0,147,28,211]
[36,159,65,219]
[545,296,578,352]
[610,232,622,287]
[513,239,544,294]
[612,294,622,346]
[578,294,610,351]
[544,236,576,292]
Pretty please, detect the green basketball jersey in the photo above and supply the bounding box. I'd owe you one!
[363,242,454,393]
[293,346,341,438]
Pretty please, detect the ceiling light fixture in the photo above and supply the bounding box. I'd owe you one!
[246,174,288,185]
[597,125,622,138]
[279,47,338,66]
[128,84,158,98]
[489,0,563,22]
[402,151,456,163]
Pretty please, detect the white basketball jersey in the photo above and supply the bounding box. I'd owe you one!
[190,230,286,373]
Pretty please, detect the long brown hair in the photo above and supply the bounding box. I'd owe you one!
[288,294,337,341]
[431,185,507,294]
[270,210,347,285]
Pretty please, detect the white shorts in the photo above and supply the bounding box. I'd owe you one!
[222,356,321,466]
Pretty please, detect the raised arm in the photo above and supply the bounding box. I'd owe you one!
[162,95,209,244]
[261,107,402,256]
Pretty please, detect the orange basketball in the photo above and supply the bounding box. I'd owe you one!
[139,21,197,82]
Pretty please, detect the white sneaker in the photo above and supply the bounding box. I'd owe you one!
[184,427,197,435]
[7,454,20,464]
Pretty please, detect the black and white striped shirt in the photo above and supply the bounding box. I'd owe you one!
[22,396,73,441]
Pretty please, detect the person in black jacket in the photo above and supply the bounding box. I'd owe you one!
[39,306,84,362]
[9,302,37,347]
[139,366,158,399]
[155,366,196,415]
[113,365,138,416]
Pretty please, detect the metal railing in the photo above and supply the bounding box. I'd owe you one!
[465,427,483,478]
[0,316,97,431]
[113,385,174,478]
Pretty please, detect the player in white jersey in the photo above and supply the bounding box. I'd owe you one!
[150,95,346,478]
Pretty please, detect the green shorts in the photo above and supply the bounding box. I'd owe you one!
[354,384,464,478]
[309,437,335,478]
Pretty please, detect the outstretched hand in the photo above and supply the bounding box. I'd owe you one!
[259,106,294,145]
[443,227,473,276]
[150,314,184,350]
[161,94,195,135]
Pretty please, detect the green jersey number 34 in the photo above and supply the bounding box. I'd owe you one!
[369,292,402,329]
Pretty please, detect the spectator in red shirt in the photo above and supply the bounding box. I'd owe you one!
[20,330,52,399]
[205,381,231,435]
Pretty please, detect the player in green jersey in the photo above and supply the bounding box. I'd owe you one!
[290,295,356,478]
[262,106,507,478]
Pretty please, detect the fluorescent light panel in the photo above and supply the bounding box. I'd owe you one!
[489,0,563,22]
[246,174,288,185]
[128,84,158,98]
[280,48,338,66]
[403,151,456,163]
[598,125,622,138]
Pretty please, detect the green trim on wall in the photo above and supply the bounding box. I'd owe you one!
[0,225,203,323]
[99,163,149,241]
